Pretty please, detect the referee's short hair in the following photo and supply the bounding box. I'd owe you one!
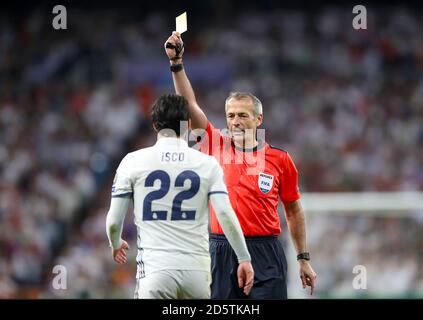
[225,92,263,117]
[151,94,191,136]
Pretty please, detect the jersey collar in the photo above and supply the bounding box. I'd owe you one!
[156,137,189,148]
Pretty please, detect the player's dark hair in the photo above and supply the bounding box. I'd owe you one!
[151,94,191,136]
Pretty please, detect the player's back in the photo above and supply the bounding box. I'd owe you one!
[114,137,221,278]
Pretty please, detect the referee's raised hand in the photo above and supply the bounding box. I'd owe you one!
[164,31,184,62]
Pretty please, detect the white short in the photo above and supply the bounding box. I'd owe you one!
[134,270,211,299]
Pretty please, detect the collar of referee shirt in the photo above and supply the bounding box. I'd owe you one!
[232,139,265,152]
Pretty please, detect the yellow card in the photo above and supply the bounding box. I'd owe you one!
[176,12,187,34]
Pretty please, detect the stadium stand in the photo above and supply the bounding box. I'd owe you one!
[0,3,422,298]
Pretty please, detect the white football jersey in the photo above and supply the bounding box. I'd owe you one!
[112,137,228,278]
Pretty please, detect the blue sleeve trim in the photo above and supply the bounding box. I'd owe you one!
[112,192,133,198]
[208,191,228,197]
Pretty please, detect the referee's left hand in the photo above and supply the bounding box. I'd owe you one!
[299,261,317,295]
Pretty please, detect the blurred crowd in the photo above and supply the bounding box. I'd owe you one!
[0,4,422,298]
[0,9,147,297]
[306,212,423,298]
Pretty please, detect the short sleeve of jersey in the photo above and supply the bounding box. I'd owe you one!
[111,155,133,198]
[279,152,301,203]
[208,158,228,196]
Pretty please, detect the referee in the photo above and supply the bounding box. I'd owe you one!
[164,31,317,299]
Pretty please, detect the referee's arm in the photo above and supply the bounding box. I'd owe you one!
[284,199,317,295]
[164,32,208,130]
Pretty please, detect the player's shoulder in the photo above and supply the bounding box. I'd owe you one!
[121,147,153,164]
[188,146,219,165]
[129,146,154,156]
[186,146,221,173]
[187,144,208,157]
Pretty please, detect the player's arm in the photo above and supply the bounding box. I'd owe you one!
[209,193,254,295]
[210,194,251,263]
[283,199,317,295]
[164,31,208,130]
[106,197,131,264]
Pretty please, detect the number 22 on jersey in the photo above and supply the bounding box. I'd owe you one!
[142,170,200,221]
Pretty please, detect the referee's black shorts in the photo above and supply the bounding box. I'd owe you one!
[209,233,288,299]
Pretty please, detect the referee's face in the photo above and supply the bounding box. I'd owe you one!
[226,98,263,147]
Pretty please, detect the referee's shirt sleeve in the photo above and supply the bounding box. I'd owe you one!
[280,152,301,203]
[112,155,133,198]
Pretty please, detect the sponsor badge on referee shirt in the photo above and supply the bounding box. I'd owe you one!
[258,172,274,194]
